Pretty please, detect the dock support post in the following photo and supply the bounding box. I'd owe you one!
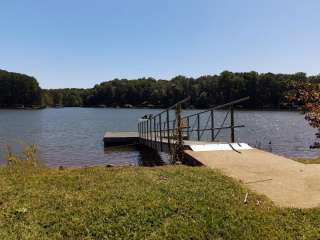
[146,119,149,145]
[143,121,146,143]
[197,114,200,141]
[210,110,214,141]
[166,109,171,153]
[186,116,190,140]
[153,117,157,149]
[149,119,152,147]
[159,114,163,152]
[138,122,141,141]
[173,120,175,137]
[144,120,147,144]
[174,103,184,163]
[230,106,235,142]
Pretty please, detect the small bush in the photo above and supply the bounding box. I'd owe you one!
[5,144,39,168]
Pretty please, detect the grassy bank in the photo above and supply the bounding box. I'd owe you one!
[0,163,320,240]
[296,156,320,164]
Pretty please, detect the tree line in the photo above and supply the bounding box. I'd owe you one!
[0,69,42,107]
[1,69,319,109]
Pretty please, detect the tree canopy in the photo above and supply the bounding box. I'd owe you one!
[1,69,320,109]
[0,69,42,107]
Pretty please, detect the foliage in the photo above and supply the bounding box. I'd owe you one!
[297,157,320,164]
[1,68,320,109]
[42,88,91,107]
[5,144,39,168]
[51,72,320,109]
[0,69,42,107]
[287,82,320,143]
[0,165,319,239]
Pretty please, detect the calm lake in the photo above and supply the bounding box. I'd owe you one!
[0,108,319,167]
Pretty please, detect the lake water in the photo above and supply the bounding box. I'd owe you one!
[0,108,319,167]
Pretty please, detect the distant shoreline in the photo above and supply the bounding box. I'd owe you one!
[0,105,301,112]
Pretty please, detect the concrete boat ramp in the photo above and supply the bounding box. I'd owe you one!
[104,131,320,208]
[185,149,320,208]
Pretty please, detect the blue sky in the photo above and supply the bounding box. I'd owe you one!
[1,0,319,88]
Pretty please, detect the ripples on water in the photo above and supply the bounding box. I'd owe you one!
[0,108,318,167]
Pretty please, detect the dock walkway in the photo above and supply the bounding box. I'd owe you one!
[185,148,320,208]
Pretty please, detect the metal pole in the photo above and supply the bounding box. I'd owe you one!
[142,121,144,142]
[149,119,152,147]
[211,110,214,141]
[141,121,143,142]
[174,103,184,163]
[173,120,176,138]
[187,116,190,140]
[144,121,146,143]
[166,109,171,153]
[159,114,163,152]
[197,114,200,141]
[153,117,157,149]
[230,106,235,142]
[146,119,149,144]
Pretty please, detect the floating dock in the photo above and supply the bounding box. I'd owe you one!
[103,132,139,146]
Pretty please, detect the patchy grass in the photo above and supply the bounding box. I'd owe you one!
[0,164,320,240]
[296,156,320,164]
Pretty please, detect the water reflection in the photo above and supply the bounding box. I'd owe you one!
[104,144,170,166]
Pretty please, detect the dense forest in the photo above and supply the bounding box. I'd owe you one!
[0,69,319,109]
[0,69,42,107]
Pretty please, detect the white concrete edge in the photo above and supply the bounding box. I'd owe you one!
[189,143,253,152]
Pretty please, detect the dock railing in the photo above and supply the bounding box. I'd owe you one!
[138,97,191,153]
[181,96,250,143]
[137,96,249,154]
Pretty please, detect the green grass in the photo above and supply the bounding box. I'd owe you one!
[0,163,320,240]
[296,156,320,164]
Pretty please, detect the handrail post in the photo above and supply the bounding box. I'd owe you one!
[141,121,143,142]
[187,116,190,140]
[210,110,214,141]
[138,122,141,140]
[147,119,149,144]
[166,109,171,153]
[153,117,157,149]
[149,119,152,147]
[173,119,176,137]
[174,103,184,163]
[142,120,146,143]
[144,120,146,144]
[197,114,200,141]
[230,106,235,142]
[159,114,163,152]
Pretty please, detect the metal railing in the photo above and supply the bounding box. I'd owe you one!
[137,96,249,153]
[181,96,249,142]
[138,97,190,153]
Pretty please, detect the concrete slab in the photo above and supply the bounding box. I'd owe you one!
[185,148,320,208]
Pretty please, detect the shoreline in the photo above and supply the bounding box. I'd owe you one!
[0,106,301,111]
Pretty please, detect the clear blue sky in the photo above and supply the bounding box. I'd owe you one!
[1,0,319,88]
